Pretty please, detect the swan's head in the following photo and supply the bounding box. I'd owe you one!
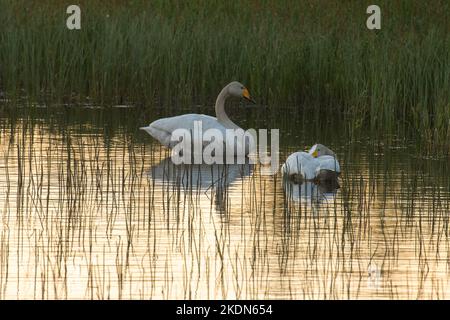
[309,144,336,158]
[227,81,256,103]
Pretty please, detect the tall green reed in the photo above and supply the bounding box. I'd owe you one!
[0,0,449,147]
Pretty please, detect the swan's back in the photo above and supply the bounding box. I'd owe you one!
[282,152,317,180]
[142,114,254,155]
[142,114,225,148]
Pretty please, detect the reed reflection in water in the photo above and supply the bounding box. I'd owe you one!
[0,115,449,299]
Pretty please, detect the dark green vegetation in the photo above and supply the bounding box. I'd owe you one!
[0,0,449,149]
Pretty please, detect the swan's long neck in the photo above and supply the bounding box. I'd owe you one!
[215,86,239,129]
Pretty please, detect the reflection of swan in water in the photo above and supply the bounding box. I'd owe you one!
[147,157,253,213]
[283,178,339,203]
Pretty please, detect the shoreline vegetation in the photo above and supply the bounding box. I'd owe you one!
[0,0,449,150]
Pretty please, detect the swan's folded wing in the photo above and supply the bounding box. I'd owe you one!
[283,152,317,180]
[150,114,226,135]
[316,156,340,173]
[145,114,229,148]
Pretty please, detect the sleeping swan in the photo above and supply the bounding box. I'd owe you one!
[282,144,341,184]
[141,81,256,156]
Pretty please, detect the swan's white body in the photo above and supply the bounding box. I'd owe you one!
[282,144,341,181]
[141,82,255,155]
[142,114,228,148]
[281,152,317,180]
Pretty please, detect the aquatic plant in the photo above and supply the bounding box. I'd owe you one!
[0,0,448,147]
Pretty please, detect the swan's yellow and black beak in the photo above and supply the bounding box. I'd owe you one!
[243,88,256,104]
[312,150,319,158]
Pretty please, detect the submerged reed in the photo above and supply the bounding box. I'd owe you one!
[1,112,449,299]
[0,107,449,299]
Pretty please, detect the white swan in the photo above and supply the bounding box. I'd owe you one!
[141,81,255,155]
[282,144,341,184]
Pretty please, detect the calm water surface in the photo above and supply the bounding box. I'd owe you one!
[0,105,449,299]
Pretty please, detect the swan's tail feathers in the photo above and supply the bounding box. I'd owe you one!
[140,126,154,137]
[140,125,173,148]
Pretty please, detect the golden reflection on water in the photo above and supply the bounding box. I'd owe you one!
[0,121,449,299]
